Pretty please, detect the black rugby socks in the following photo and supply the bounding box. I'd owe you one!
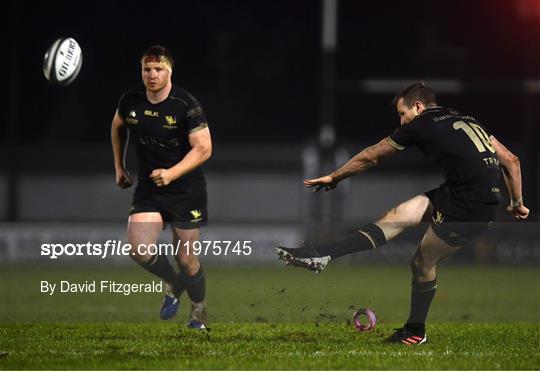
[185,265,206,303]
[406,279,437,335]
[315,223,387,259]
[142,254,178,285]
[143,255,206,303]
[171,265,206,302]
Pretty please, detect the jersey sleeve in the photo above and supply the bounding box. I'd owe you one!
[388,118,424,150]
[116,93,127,120]
[185,94,208,134]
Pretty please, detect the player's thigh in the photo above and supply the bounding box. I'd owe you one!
[378,194,431,224]
[418,225,462,267]
[127,212,163,256]
[376,194,431,240]
[172,227,200,243]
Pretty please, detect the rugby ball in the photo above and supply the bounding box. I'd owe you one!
[43,37,83,86]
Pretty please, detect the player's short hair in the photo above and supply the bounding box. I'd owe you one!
[141,45,174,71]
[392,82,437,108]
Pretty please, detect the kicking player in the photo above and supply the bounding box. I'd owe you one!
[111,46,212,329]
[277,82,529,344]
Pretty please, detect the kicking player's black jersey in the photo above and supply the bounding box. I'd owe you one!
[117,85,208,191]
[388,106,502,220]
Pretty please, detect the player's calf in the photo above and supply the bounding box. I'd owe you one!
[276,223,386,273]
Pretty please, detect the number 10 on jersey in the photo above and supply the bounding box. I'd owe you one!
[453,121,495,153]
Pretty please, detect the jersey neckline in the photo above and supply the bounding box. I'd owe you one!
[144,85,174,106]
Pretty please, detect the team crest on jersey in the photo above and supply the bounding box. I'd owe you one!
[126,110,139,124]
[163,115,177,129]
[190,209,203,223]
[433,210,444,224]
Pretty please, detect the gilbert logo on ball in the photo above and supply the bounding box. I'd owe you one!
[353,308,376,332]
[43,37,83,86]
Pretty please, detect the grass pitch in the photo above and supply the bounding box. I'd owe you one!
[1,322,538,370]
[1,265,539,369]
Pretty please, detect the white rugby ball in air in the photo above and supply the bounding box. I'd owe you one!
[43,37,83,86]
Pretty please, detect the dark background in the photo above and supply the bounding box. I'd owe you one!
[3,0,540,221]
[6,0,540,142]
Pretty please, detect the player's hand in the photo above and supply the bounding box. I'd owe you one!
[507,204,529,220]
[115,168,133,189]
[150,168,174,187]
[303,175,337,192]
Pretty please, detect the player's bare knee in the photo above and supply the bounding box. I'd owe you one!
[410,255,422,276]
[176,249,199,272]
[179,258,200,276]
[128,245,148,264]
[410,249,433,279]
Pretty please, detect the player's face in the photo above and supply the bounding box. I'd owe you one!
[396,98,423,125]
[142,61,171,93]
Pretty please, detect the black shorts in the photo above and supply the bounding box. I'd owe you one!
[129,185,208,229]
[424,188,495,247]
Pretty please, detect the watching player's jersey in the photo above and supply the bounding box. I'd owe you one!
[388,106,502,220]
[117,85,208,191]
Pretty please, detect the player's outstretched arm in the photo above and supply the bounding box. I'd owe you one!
[304,137,397,192]
[111,111,133,189]
[490,136,529,220]
[150,126,212,187]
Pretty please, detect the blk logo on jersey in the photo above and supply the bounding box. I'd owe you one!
[144,110,159,117]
